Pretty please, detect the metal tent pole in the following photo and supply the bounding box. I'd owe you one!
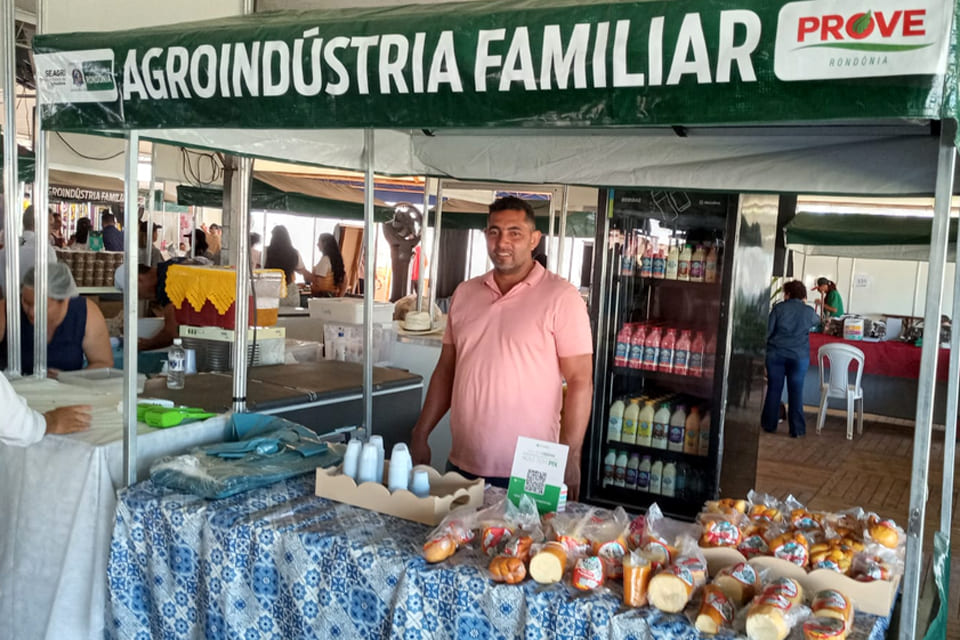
[231,158,252,413]
[557,185,570,276]
[416,177,430,312]
[362,130,375,432]
[427,180,444,329]
[1,0,19,376]
[32,121,48,378]
[122,132,140,486]
[899,119,957,640]
[547,196,557,272]
[941,191,960,546]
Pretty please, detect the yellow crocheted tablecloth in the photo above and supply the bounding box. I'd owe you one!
[165,265,286,314]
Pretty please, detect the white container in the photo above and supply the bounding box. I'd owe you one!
[843,316,864,341]
[309,298,395,324]
[607,399,624,442]
[342,439,363,480]
[649,460,663,494]
[369,435,385,484]
[662,462,677,497]
[410,470,431,498]
[322,322,396,366]
[357,443,380,484]
[388,444,413,493]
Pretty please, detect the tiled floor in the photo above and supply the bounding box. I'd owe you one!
[754,409,959,637]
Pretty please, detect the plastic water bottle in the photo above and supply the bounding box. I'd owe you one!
[167,338,186,390]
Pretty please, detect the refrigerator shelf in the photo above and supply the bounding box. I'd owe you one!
[611,367,714,398]
[602,441,710,465]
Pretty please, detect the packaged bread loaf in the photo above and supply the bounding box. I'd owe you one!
[584,506,630,579]
[501,536,534,563]
[529,541,568,584]
[648,556,707,613]
[571,556,605,591]
[640,503,702,567]
[865,515,901,549]
[746,578,805,640]
[746,490,784,525]
[803,617,847,640]
[699,512,744,548]
[481,526,515,556]
[768,530,810,568]
[695,585,736,635]
[622,550,653,607]
[422,518,474,563]
[713,561,761,607]
[488,555,527,584]
[810,589,853,631]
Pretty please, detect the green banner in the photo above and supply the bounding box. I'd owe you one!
[33,0,958,132]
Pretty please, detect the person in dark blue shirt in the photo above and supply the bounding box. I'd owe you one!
[762,280,821,437]
[101,211,124,252]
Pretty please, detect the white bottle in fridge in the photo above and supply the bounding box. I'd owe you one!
[621,398,640,444]
[608,399,625,443]
[614,450,629,487]
[625,453,641,489]
[699,411,711,457]
[603,449,617,487]
[668,405,687,452]
[661,463,677,497]
[636,400,655,447]
[649,460,663,495]
[652,403,671,449]
[665,243,679,280]
[637,456,652,492]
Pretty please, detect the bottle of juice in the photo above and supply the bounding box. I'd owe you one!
[637,456,652,492]
[661,463,677,497]
[643,325,662,371]
[652,403,671,449]
[637,400,655,447]
[704,243,718,283]
[665,242,679,279]
[625,453,640,489]
[621,398,640,444]
[629,324,646,370]
[668,404,686,452]
[640,239,653,278]
[683,406,700,454]
[658,328,676,373]
[649,460,663,494]
[677,244,692,281]
[673,330,691,375]
[603,449,617,486]
[614,323,632,367]
[614,450,629,487]
[608,398,625,442]
[652,248,666,279]
[699,411,711,457]
[689,331,706,377]
[690,244,706,282]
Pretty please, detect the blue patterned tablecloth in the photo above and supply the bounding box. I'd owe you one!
[107,475,891,640]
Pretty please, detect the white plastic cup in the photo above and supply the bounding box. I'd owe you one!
[410,469,431,498]
[184,349,197,375]
[357,443,379,484]
[342,438,363,480]
[369,435,385,483]
[388,443,412,492]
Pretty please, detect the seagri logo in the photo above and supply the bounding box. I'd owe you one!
[774,0,949,81]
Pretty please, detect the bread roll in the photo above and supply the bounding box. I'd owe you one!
[695,585,735,634]
[529,541,567,584]
[423,535,457,563]
[803,617,847,640]
[868,518,899,548]
[713,562,760,606]
[811,589,853,629]
[746,578,803,640]
[488,555,527,584]
[622,552,652,607]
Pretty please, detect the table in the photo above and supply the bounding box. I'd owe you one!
[106,475,892,640]
[808,334,949,381]
[0,378,231,640]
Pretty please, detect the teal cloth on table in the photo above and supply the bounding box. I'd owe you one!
[922,531,950,639]
[149,413,341,499]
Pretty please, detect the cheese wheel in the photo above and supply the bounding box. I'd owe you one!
[811,589,853,629]
[695,585,735,635]
[422,535,457,563]
[803,617,847,640]
[529,541,567,584]
[714,562,760,607]
[746,605,789,640]
[622,553,652,607]
[648,563,697,613]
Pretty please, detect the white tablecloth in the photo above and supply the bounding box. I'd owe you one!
[0,377,231,640]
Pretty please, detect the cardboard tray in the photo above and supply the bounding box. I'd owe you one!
[315,462,484,525]
[701,546,899,616]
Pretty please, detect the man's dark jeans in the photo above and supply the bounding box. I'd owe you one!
[762,353,809,437]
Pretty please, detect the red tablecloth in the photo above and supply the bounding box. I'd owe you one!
[809,334,950,381]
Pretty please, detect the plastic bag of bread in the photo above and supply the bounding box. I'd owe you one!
[693,584,736,635]
[542,507,596,560]
[583,506,630,579]
[809,537,862,574]
[702,497,747,515]
[849,548,902,582]
[699,511,746,548]
[488,555,527,584]
[571,555,606,591]
[746,490,785,526]
[766,528,810,568]
[647,540,708,613]
[476,494,544,556]
[641,503,703,567]
[713,561,762,607]
[622,549,654,607]
[823,507,865,542]
[863,513,904,550]
[810,589,853,631]
[627,513,645,549]
[746,577,809,640]
[423,514,476,563]
[528,540,569,584]
[738,523,772,559]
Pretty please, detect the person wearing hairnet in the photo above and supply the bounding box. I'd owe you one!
[0,263,113,375]
[0,373,92,445]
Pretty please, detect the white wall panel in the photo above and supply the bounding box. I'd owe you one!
[44,0,243,33]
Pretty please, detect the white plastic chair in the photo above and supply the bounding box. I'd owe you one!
[816,343,865,440]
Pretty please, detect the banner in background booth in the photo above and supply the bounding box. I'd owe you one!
[32,0,956,132]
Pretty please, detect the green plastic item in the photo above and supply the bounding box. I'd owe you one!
[143,406,216,428]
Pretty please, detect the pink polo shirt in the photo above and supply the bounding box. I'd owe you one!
[443,262,593,477]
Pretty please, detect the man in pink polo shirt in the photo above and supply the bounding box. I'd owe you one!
[410,197,593,499]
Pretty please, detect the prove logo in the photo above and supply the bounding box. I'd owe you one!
[774,0,949,81]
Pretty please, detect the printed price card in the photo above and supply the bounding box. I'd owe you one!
[507,437,568,514]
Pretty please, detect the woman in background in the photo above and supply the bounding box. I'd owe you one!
[69,217,92,248]
[265,225,311,306]
[762,280,820,438]
[814,277,844,318]
[311,233,347,297]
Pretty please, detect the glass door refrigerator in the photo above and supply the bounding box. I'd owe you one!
[583,189,743,520]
